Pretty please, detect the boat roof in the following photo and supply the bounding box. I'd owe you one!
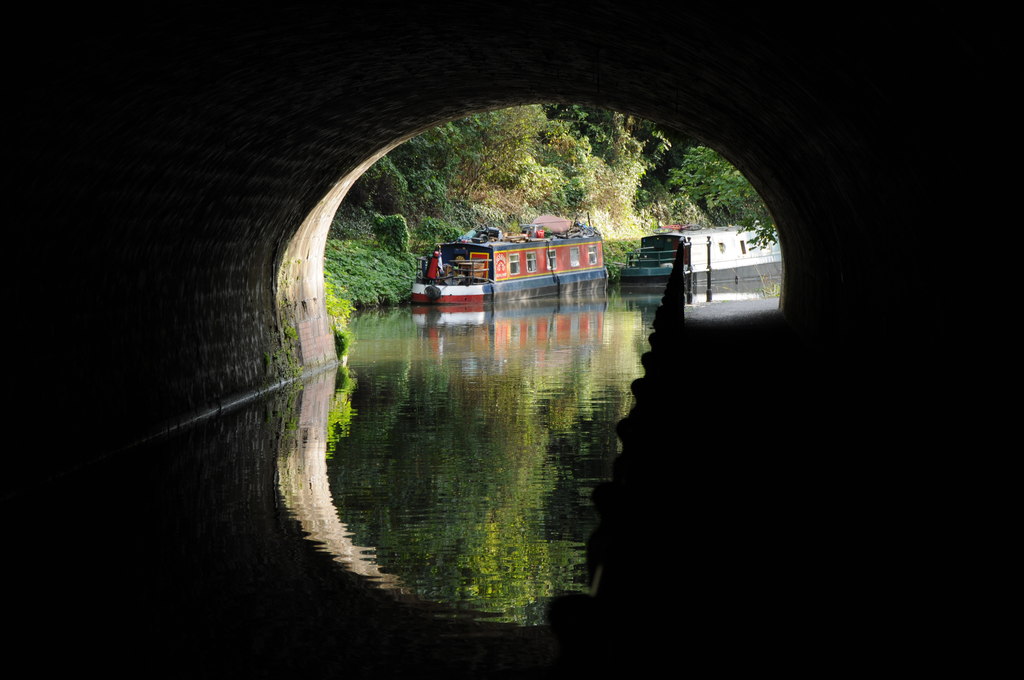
[445,220,603,249]
[656,224,754,238]
[445,233,602,250]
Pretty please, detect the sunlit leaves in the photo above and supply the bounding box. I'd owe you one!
[669,146,778,246]
[324,239,417,307]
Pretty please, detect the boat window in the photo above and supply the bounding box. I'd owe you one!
[719,242,727,254]
[587,245,598,265]
[509,252,520,275]
[548,249,557,270]
[570,246,580,267]
[740,240,747,254]
[526,251,537,273]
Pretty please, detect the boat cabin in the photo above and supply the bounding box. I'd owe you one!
[413,221,607,304]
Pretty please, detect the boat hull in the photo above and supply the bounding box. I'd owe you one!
[620,259,783,287]
[411,282,491,305]
[412,269,606,305]
[619,265,675,287]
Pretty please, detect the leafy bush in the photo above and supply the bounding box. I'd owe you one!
[373,214,410,254]
[328,204,377,240]
[324,279,355,356]
[669,146,777,246]
[324,238,418,307]
[602,239,641,283]
[411,216,463,253]
[420,216,462,243]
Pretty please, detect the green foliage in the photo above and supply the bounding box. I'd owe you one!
[601,239,641,284]
[669,146,777,246]
[324,238,418,307]
[338,105,775,243]
[336,105,666,237]
[413,216,462,252]
[343,155,410,217]
[324,277,354,325]
[324,279,355,356]
[324,105,778,309]
[333,327,353,358]
[329,203,377,240]
[372,213,410,253]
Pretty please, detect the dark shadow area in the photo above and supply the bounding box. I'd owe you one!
[550,247,969,675]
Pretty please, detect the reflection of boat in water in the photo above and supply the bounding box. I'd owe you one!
[620,224,782,288]
[412,297,609,366]
[411,216,607,307]
[412,296,608,324]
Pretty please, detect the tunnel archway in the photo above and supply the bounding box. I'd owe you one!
[14,6,955,469]
[9,4,1008,677]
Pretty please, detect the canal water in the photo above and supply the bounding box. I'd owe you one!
[312,291,663,626]
[10,283,783,679]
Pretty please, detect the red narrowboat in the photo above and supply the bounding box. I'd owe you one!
[412,219,607,306]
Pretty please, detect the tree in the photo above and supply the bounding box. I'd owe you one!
[373,214,410,253]
[333,106,777,248]
[668,146,778,247]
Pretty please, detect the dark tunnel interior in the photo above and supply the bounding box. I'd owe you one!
[6,4,1012,678]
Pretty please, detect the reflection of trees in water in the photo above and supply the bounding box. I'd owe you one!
[325,365,358,459]
[324,299,646,624]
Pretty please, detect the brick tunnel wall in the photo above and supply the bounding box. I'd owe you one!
[8,3,1011,673]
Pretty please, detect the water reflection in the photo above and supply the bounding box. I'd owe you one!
[685,271,781,305]
[277,368,409,593]
[282,293,659,626]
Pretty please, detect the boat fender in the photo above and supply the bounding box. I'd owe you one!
[425,285,442,301]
